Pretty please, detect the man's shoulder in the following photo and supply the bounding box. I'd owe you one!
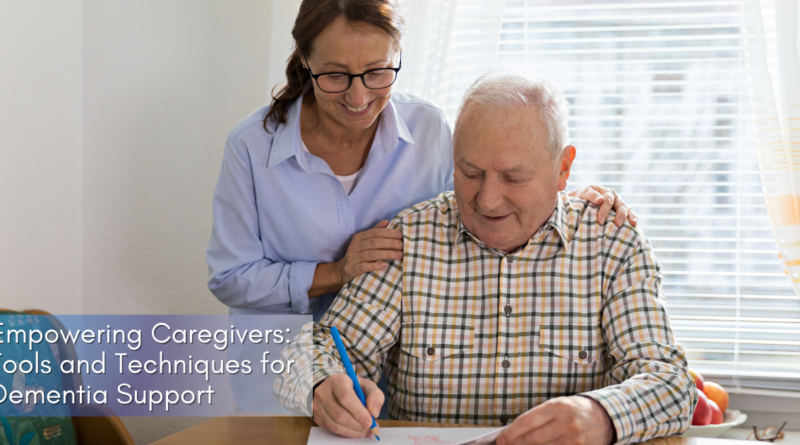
[392,192,457,227]
[562,193,648,249]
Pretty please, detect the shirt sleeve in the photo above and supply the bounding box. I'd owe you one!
[206,136,316,314]
[272,218,406,415]
[581,226,697,444]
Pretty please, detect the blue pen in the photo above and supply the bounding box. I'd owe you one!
[330,326,381,441]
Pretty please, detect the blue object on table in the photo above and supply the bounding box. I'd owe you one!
[329,326,380,440]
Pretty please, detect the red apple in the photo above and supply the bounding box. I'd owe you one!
[692,390,712,426]
[689,368,705,392]
[708,399,723,425]
[703,382,729,413]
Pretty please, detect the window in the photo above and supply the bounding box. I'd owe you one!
[498,0,800,390]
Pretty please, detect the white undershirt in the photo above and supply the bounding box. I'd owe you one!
[302,142,363,195]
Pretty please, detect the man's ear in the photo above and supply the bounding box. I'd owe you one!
[557,145,577,191]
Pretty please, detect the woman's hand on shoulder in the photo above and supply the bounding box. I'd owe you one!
[335,220,404,285]
[569,185,637,227]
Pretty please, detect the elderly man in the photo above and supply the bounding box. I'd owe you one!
[275,73,696,445]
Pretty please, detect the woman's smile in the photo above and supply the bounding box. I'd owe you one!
[341,100,372,116]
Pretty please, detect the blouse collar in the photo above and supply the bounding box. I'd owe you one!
[267,85,414,170]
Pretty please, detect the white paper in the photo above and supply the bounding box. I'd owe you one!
[307,426,505,445]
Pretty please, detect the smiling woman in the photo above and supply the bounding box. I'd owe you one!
[206,0,438,319]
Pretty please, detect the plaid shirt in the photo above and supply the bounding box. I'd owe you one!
[275,191,696,444]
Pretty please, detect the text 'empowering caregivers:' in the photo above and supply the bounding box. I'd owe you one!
[0,321,301,413]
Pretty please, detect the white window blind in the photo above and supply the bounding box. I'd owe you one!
[498,0,800,391]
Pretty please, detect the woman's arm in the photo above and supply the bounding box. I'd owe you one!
[310,220,404,298]
[207,137,318,313]
[207,137,405,310]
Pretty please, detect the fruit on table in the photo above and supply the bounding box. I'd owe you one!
[708,399,724,425]
[692,390,712,426]
[703,381,729,413]
[688,368,705,391]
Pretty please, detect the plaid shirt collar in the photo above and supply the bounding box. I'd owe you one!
[453,191,572,253]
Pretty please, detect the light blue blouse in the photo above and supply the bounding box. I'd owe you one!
[207,92,454,317]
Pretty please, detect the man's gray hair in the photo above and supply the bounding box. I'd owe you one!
[457,71,570,159]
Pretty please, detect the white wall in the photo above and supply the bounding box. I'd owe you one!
[0,1,83,314]
[268,0,302,92]
[1,1,287,317]
[81,0,274,315]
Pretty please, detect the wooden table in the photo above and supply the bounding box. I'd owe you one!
[152,416,753,445]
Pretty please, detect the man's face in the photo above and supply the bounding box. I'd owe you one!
[453,102,575,253]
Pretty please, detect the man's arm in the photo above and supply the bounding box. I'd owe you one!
[273,221,405,427]
[581,226,697,444]
[500,226,695,445]
[312,253,404,384]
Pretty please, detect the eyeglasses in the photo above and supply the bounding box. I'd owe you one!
[303,54,401,93]
[748,422,787,442]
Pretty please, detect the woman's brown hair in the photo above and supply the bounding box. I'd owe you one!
[263,0,406,132]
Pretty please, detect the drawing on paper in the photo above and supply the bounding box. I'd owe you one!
[306,426,503,445]
[408,435,454,445]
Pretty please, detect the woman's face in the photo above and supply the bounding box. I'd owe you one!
[304,17,399,131]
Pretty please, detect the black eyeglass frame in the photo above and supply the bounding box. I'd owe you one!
[303,53,402,93]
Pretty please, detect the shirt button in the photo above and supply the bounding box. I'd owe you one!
[579,350,588,360]
[504,304,512,316]
[502,359,511,369]
[427,347,435,356]
[499,413,509,425]
[507,256,514,263]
